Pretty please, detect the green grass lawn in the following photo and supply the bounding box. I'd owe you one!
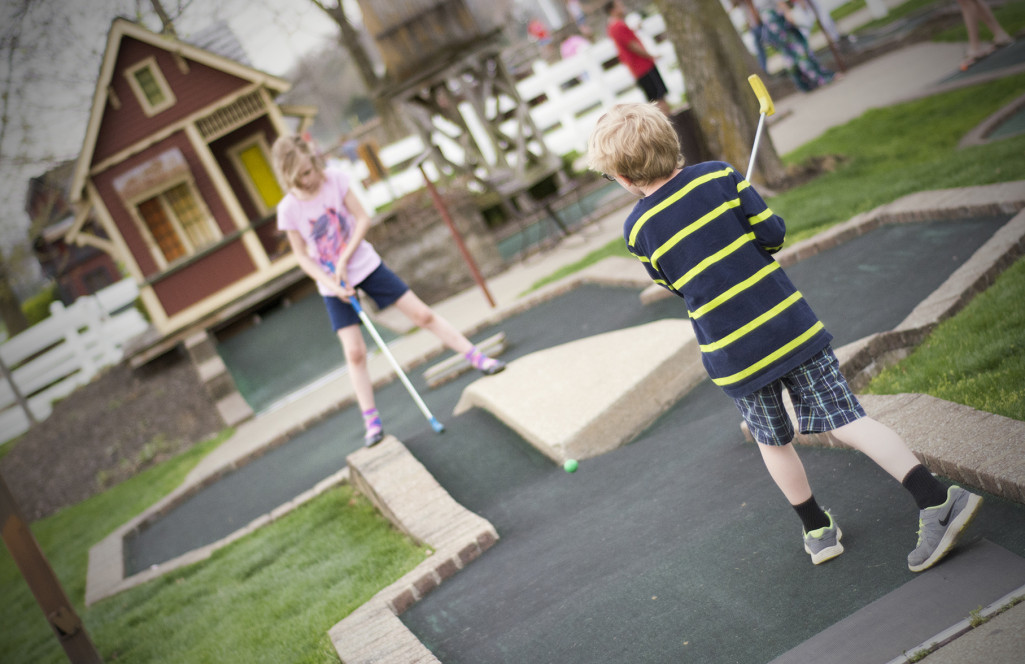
[865,256,1025,421]
[776,72,1025,243]
[1,431,426,663]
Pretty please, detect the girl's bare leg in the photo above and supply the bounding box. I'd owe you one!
[339,324,376,411]
[392,290,474,354]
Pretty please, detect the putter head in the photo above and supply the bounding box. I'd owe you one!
[430,417,445,434]
[747,74,775,117]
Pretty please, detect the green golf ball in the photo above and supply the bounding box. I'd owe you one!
[563,459,578,473]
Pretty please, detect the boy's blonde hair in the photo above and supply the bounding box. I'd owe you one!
[271,134,327,190]
[587,102,684,187]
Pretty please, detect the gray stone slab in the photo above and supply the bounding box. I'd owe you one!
[453,318,702,463]
[769,539,1025,664]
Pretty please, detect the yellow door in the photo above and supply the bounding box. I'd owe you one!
[238,144,284,211]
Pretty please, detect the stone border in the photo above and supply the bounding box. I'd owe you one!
[85,466,348,606]
[958,91,1025,149]
[329,437,499,663]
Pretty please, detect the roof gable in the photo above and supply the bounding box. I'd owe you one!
[70,17,290,204]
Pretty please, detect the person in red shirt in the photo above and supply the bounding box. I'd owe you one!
[604,0,670,116]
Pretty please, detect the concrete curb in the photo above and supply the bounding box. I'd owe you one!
[330,437,499,663]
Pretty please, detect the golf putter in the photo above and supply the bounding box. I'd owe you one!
[342,283,445,434]
[745,74,776,181]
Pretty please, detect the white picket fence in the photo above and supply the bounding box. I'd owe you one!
[342,12,686,213]
[0,279,150,446]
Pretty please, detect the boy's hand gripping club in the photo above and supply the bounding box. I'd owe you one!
[341,283,445,434]
[745,74,776,182]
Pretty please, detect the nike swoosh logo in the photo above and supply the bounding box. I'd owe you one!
[937,500,956,527]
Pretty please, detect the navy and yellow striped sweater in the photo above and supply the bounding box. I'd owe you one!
[624,161,832,398]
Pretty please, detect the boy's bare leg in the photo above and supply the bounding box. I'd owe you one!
[757,442,814,505]
[830,416,920,483]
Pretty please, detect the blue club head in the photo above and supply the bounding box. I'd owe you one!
[430,417,445,434]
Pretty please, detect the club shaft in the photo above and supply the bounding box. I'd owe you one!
[355,309,439,424]
[746,112,767,181]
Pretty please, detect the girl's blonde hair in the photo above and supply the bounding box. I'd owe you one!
[271,134,327,190]
[587,102,684,187]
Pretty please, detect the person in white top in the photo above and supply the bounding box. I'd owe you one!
[273,135,505,446]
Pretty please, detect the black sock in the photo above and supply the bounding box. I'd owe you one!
[793,496,830,532]
[902,465,949,510]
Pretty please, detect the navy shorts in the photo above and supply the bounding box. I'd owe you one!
[323,262,409,331]
[637,66,668,103]
[733,346,866,446]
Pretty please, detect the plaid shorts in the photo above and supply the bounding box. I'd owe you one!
[733,346,866,446]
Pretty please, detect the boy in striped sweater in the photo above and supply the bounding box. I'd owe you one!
[587,102,981,571]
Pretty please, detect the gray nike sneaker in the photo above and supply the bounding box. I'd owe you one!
[908,485,982,573]
[803,511,843,565]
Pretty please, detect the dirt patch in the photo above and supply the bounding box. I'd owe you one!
[784,153,850,189]
[1,349,224,522]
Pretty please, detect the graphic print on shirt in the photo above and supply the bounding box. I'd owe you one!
[308,206,350,274]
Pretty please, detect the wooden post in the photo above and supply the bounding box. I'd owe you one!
[417,161,497,309]
[0,474,103,662]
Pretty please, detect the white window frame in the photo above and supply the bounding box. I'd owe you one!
[124,56,176,117]
[226,134,281,217]
[127,177,221,271]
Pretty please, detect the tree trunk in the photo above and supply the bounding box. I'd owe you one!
[655,0,786,187]
[310,0,407,140]
[149,0,178,36]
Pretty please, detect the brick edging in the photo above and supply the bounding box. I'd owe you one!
[330,437,499,663]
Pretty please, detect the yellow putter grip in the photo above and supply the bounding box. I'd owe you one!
[747,74,775,117]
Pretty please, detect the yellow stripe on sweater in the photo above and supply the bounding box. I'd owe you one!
[627,167,734,247]
[671,232,755,291]
[749,208,774,225]
[699,291,804,352]
[689,262,781,319]
[711,322,825,387]
[649,199,742,272]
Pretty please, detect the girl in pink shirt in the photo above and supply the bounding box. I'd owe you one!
[273,135,504,446]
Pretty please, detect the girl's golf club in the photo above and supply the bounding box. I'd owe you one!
[342,284,445,434]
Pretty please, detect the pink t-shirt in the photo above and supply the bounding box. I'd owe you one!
[277,168,381,295]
